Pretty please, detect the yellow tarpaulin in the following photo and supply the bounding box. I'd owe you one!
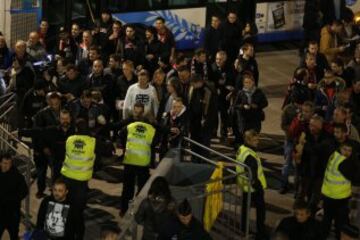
[203,162,224,231]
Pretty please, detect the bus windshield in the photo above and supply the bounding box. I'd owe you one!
[106,0,208,12]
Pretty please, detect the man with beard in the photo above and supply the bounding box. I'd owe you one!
[20,109,75,184]
[36,179,78,240]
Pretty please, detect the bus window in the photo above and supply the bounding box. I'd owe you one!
[168,0,203,7]
[43,0,66,26]
[106,0,151,12]
[72,0,87,20]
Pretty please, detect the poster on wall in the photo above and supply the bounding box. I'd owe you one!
[255,3,268,34]
[256,0,305,33]
[271,3,285,29]
[112,7,206,49]
[267,1,305,32]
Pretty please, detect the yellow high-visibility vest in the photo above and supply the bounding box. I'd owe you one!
[321,151,351,199]
[123,121,156,167]
[61,135,96,181]
[236,145,267,192]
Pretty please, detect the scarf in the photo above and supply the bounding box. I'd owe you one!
[242,87,256,104]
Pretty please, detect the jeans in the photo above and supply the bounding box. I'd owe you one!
[281,140,294,187]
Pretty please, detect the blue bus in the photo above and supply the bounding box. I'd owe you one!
[42,0,257,50]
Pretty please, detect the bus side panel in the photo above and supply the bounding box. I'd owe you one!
[112,7,206,50]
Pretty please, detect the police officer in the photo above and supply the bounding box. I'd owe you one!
[118,102,158,216]
[236,129,268,240]
[60,119,96,240]
[322,141,353,239]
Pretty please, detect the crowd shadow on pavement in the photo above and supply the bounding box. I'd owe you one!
[84,207,120,240]
[87,188,121,209]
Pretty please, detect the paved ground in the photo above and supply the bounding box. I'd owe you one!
[3,49,300,240]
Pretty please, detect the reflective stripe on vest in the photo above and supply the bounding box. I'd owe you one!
[61,135,96,181]
[321,151,351,199]
[123,122,156,167]
[235,145,267,192]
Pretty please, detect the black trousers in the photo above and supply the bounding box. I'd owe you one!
[0,209,20,240]
[63,176,88,240]
[121,165,150,213]
[190,126,212,163]
[34,151,48,193]
[241,189,267,239]
[51,157,63,184]
[322,196,350,239]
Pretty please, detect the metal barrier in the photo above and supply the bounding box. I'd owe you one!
[181,137,252,239]
[117,137,253,240]
[0,92,33,231]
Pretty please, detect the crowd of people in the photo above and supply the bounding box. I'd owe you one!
[0,0,359,239]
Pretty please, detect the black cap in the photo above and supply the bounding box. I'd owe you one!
[342,224,359,238]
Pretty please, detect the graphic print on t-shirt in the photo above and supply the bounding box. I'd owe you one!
[135,94,150,106]
[45,201,70,237]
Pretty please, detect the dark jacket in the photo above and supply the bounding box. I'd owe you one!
[209,62,235,92]
[115,74,137,100]
[67,100,103,130]
[86,72,114,106]
[233,87,268,131]
[303,0,321,31]
[219,21,243,61]
[276,216,324,240]
[104,67,122,83]
[13,63,35,99]
[203,26,221,61]
[21,88,46,128]
[0,46,12,70]
[235,56,259,87]
[135,196,177,240]
[188,84,218,131]
[58,75,87,98]
[34,106,60,128]
[77,58,93,76]
[171,217,212,240]
[20,125,75,162]
[117,36,145,66]
[301,130,335,178]
[0,166,28,217]
[32,106,61,151]
[161,107,189,148]
[320,0,346,25]
[36,196,77,240]
[144,39,162,73]
[243,145,263,192]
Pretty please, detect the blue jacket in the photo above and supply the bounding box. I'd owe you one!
[0,47,12,70]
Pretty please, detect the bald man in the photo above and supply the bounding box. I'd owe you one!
[26,31,46,62]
